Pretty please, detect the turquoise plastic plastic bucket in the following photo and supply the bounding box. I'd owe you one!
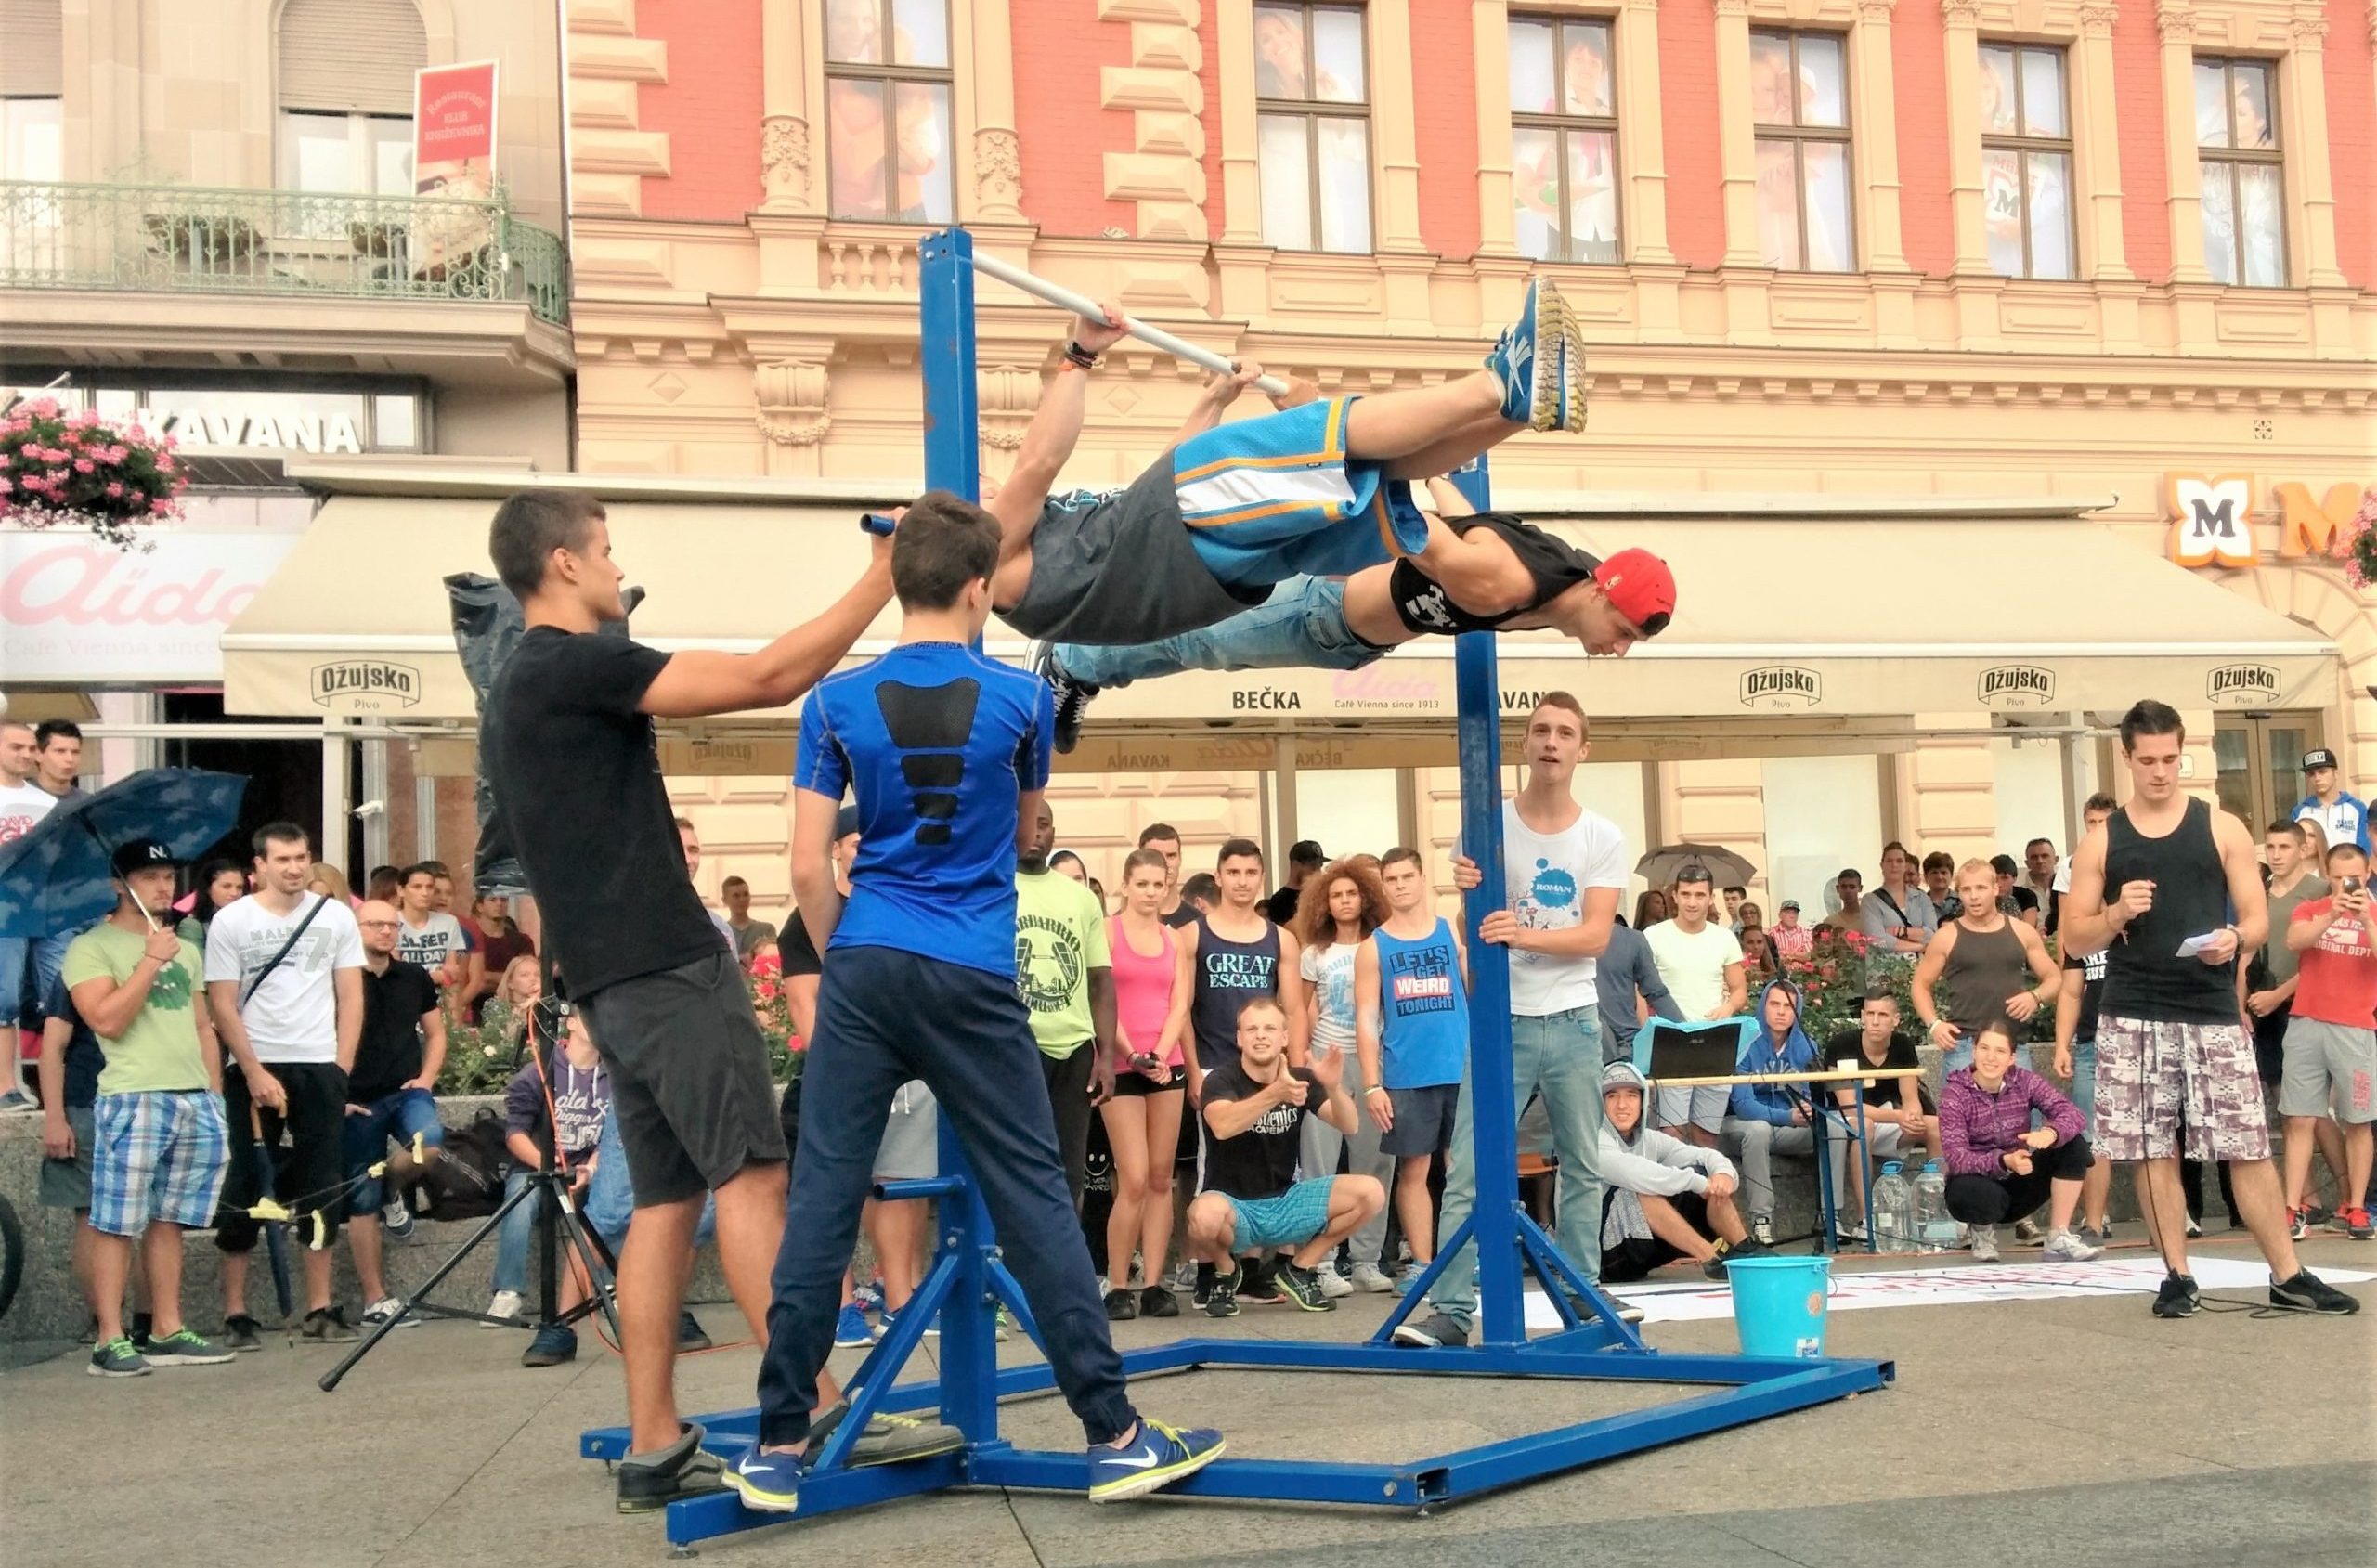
[1725,1254,1833,1358]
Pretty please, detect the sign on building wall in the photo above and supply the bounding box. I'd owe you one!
[2165,472,2370,567]
[413,60,500,275]
[3,525,303,682]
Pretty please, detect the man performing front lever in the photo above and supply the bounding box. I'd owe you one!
[482,489,955,1513]
[2060,699,2358,1320]
[984,279,1592,671]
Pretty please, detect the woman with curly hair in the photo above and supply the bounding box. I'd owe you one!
[1286,856,1396,1294]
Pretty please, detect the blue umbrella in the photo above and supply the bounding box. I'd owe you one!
[0,768,249,939]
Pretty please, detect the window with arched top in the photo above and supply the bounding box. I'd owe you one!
[277,0,427,195]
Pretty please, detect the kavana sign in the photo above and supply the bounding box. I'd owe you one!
[2164,473,2367,568]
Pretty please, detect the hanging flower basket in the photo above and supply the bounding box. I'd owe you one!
[0,395,188,551]
[2345,484,2377,591]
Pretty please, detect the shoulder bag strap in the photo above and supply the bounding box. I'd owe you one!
[240,894,329,1007]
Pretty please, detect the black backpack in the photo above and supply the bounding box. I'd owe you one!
[411,1110,509,1221]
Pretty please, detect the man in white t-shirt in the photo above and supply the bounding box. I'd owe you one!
[202,822,366,1345]
[1396,693,1628,1350]
[1643,866,1747,1146]
[393,862,469,987]
[0,719,63,1043]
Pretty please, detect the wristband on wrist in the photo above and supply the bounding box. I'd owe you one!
[1062,341,1100,370]
[1365,1084,1387,1095]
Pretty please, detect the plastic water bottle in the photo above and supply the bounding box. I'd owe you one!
[1870,1162,1916,1255]
[1915,1160,1956,1253]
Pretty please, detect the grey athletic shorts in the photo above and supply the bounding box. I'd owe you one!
[2278,1017,2377,1124]
[578,950,788,1206]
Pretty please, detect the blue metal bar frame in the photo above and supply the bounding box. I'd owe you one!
[580,231,1892,1550]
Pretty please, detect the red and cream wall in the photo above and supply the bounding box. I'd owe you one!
[559,0,2375,923]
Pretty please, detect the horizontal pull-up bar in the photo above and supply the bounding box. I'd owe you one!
[968,250,1291,398]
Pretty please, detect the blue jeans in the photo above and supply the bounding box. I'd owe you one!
[760,944,1137,1447]
[492,1169,544,1296]
[1428,1004,1606,1328]
[2066,1039,2098,1134]
[583,1110,713,1254]
[0,932,71,1032]
[342,1087,446,1215]
[1053,575,1385,687]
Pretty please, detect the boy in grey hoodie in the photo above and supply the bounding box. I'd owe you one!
[1600,1061,1766,1281]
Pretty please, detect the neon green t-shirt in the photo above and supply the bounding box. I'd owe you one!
[1013,871,1111,1059]
[62,922,213,1095]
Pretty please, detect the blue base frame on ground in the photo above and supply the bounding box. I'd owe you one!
[578,227,1893,1551]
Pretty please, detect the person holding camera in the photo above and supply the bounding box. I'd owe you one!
[2280,841,2376,1239]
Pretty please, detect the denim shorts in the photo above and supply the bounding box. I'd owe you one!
[342,1087,447,1216]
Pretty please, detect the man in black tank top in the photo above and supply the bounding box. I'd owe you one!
[2062,701,2358,1318]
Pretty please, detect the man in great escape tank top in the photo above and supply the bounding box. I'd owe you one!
[1180,837,1303,1304]
[2061,700,2359,1320]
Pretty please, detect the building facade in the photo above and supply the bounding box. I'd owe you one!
[3,0,574,869]
[552,0,2374,922]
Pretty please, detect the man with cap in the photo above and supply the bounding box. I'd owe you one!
[2294,749,2371,856]
[62,840,236,1376]
[1033,476,1675,751]
[1769,900,1812,961]
[1262,840,1328,927]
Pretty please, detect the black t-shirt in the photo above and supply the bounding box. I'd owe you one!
[1200,1061,1321,1202]
[353,959,443,1100]
[779,910,823,978]
[2063,946,2106,1041]
[1162,904,1201,929]
[1388,513,1598,636]
[1822,1027,1934,1112]
[2007,887,2039,917]
[1261,886,1302,927]
[484,627,724,996]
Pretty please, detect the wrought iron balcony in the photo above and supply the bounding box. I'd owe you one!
[0,179,568,325]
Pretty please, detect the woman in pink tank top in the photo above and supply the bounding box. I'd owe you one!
[1099,849,1191,1318]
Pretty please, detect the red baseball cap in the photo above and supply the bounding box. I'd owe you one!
[1595,548,1675,636]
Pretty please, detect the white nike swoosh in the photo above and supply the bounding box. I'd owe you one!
[1103,1449,1162,1471]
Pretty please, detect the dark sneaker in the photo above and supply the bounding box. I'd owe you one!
[2288,1206,2309,1241]
[361,1296,419,1330]
[2303,1202,2336,1229]
[1391,1312,1470,1348]
[1705,1237,1771,1280]
[88,1337,150,1378]
[1205,1262,1240,1319]
[617,1422,728,1514]
[1088,1419,1226,1504]
[144,1328,236,1367]
[1237,1260,1286,1306]
[2345,1208,2373,1240]
[301,1306,360,1344]
[221,1314,264,1353]
[1032,642,1098,756]
[2183,1215,2202,1239]
[381,1190,415,1239]
[2269,1271,2361,1315]
[522,1323,578,1367]
[2152,1272,2201,1319]
[677,1310,713,1352]
[1139,1285,1179,1318]
[845,1412,966,1469]
[1192,1262,1214,1308]
[1275,1262,1337,1313]
[1103,1287,1138,1322]
[835,1302,874,1347]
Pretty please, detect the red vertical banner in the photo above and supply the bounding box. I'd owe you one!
[412,61,500,279]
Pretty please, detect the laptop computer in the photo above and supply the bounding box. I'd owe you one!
[1637,1017,1751,1081]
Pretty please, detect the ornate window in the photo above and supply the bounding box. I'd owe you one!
[1749,28,1852,272]
[1508,14,1619,264]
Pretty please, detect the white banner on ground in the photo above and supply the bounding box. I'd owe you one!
[1524,1256,2377,1328]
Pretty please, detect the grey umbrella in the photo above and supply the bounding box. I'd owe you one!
[1634,843,1758,888]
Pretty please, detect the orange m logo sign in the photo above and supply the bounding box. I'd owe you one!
[2275,482,2358,558]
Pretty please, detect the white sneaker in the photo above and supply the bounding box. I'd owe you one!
[1315,1264,1354,1300]
[482,1290,525,1328]
[2042,1228,2103,1263]
[1347,1262,1395,1293]
[361,1296,420,1328]
[1968,1225,2000,1263]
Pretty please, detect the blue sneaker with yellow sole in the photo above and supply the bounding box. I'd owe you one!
[1088,1418,1227,1503]
[728,1444,805,1514]
[1484,279,1571,432]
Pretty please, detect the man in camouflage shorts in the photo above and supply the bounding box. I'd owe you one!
[2061,700,2358,1319]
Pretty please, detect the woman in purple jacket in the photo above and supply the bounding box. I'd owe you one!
[1938,1022,2104,1263]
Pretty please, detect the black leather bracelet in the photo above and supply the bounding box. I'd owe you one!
[1063,341,1100,369]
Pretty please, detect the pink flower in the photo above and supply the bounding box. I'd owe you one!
[104,481,123,499]
[72,458,95,473]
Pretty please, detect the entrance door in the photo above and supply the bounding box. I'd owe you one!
[2214,711,2324,831]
